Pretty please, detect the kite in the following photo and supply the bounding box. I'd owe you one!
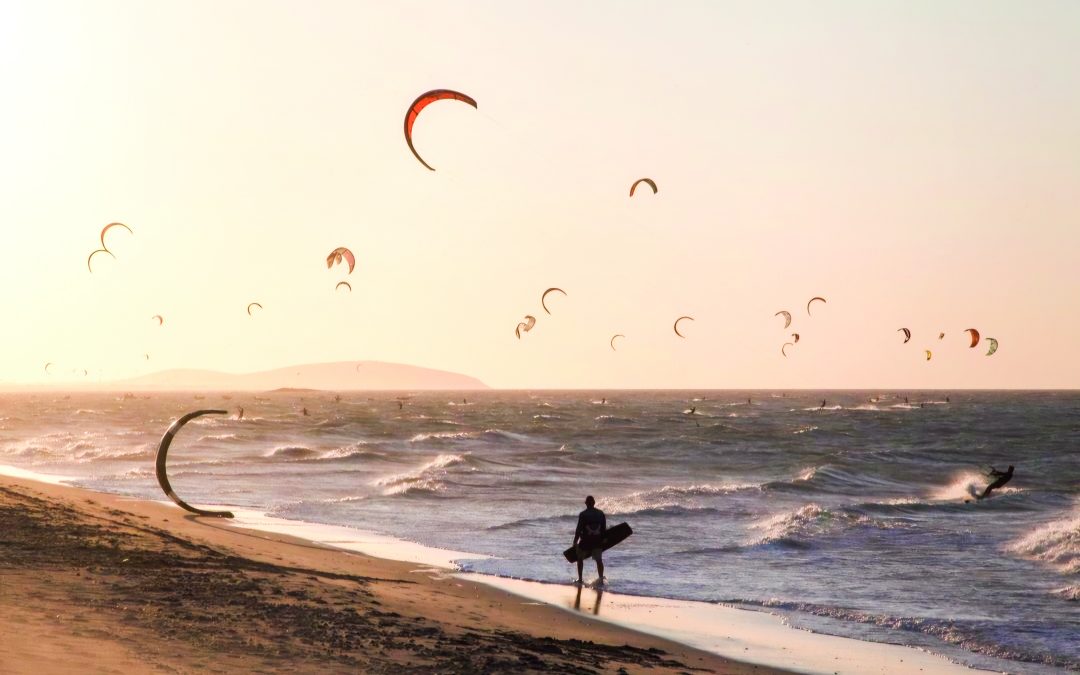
[807,297,826,316]
[155,410,234,518]
[87,248,114,272]
[404,89,477,171]
[925,350,933,361]
[965,328,980,348]
[246,302,262,316]
[792,333,800,344]
[985,338,999,356]
[938,332,945,340]
[610,334,624,351]
[782,342,794,357]
[87,223,133,272]
[515,315,536,339]
[145,354,150,360]
[541,288,566,314]
[673,316,694,337]
[152,315,164,326]
[336,281,352,293]
[629,178,658,197]
[44,362,53,375]
[898,328,911,344]
[99,222,132,249]
[326,247,356,274]
[775,311,792,329]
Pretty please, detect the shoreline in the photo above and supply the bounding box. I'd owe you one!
[1,465,979,674]
[0,471,765,674]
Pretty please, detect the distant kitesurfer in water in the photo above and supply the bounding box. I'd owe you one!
[463,397,467,405]
[398,400,403,410]
[904,397,909,405]
[601,398,606,405]
[688,406,696,415]
[978,466,1014,500]
[946,396,950,403]
[236,407,244,421]
[302,407,309,417]
[819,399,826,409]
[573,496,606,586]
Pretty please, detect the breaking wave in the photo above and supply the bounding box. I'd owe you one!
[748,503,910,547]
[375,453,469,496]
[1007,502,1080,575]
[599,483,758,514]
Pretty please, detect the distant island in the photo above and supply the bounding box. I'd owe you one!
[16,362,488,392]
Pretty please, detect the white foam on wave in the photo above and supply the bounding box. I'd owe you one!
[264,446,317,460]
[929,471,1023,502]
[375,453,469,496]
[600,483,757,515]
[1007,501,1080,575]
[409,430,476,442]
[748,503,907,546]
[1052,586,1078,601]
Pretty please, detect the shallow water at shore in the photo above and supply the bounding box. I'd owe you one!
[1,390,1077,672]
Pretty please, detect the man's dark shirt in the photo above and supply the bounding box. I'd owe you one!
[576,506,607,549]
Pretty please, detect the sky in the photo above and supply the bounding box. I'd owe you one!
[1,0,1078,389]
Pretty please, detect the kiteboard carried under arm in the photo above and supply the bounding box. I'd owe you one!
[563,523,633,563]
[156,409,234,518]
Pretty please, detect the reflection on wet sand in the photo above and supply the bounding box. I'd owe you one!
[573,584,605,616]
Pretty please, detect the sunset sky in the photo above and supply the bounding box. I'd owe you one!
[1,1,1077,388]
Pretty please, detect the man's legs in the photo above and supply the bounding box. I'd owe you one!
[576,559,584,584]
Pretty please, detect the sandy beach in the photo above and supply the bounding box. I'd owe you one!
[0,474,777,674]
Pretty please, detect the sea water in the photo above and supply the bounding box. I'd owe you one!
[1,390,1076,672]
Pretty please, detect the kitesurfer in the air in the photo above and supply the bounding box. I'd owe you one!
[978,466,1014,500]
[573,496,606,586]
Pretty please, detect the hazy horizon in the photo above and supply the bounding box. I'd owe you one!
[2,1,1078,388]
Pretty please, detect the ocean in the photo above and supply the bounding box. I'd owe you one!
[1,390,1076,672]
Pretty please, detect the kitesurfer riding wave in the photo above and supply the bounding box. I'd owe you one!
[979,465,1014,500]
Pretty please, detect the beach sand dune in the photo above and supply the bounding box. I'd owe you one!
[0,476,770,674]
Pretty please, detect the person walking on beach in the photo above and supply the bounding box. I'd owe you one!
[573,496,606,585]
[979,465,1014,500]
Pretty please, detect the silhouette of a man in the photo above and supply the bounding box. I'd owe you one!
[979,466,1014,500]
[573,496,606,585]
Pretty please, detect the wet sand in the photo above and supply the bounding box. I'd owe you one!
[0,475,777,674]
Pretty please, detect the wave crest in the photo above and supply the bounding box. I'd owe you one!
[748,503,908,547]
[375,453,468,496]
[1007,502,1080,575]
[600,483,757,515]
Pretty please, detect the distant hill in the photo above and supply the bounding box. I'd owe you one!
[92,361,488,392]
